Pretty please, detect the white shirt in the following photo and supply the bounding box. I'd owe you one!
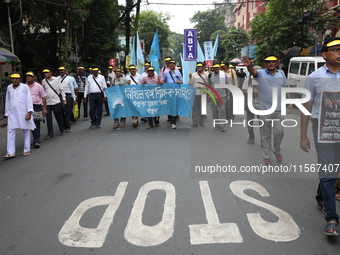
[84,74,107,97]
[42,76,66,105]
[126,73,143,85]
[108,71,116,80]
[58,75,77,100]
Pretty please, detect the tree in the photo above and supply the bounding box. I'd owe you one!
[190,7,226,43]
[249,0,340,62]
[138,10,171,59]
[212,28,250,62]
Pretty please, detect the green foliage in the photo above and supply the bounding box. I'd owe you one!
[212,28,250,62]
[190,8,226,43]
[167,32,184,63]
[138,10,171,55]
[249,0,339,62]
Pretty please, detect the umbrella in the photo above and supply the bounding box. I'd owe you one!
[282,46,301,57]
[230,58,242,63]
[300,45,322,56]
[0,48,18,64]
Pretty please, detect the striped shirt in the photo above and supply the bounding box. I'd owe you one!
[305,64,340,119]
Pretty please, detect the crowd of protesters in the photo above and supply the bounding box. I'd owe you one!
[2,37,340,236]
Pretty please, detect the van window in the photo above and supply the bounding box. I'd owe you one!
[300,63,307,76]
[318,62,325,69]
[308,63,315,74]
[289,63,300,74]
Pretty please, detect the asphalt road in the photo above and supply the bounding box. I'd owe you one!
[0,108,339,255]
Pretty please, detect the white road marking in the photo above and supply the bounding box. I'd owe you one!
[230,180,300,242]
[189,181,243,244]
[58,182,128,248]
[124,181,176,246]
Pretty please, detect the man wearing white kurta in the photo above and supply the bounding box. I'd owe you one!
[3,73,36,159]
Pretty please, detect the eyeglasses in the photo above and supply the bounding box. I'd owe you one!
[327,47,340,53]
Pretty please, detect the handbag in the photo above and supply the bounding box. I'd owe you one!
[33,111,44,121]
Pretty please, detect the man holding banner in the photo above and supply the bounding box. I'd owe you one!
[300,37,340,236]
[162,60,183,129]
[126,65,143,128]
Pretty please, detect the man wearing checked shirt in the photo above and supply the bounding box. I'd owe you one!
[162,60,183,129]
[300,37,340,236]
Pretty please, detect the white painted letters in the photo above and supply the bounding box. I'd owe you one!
[124,181,176,246]
[230,180,300,242]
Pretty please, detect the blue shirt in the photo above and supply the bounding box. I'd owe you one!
[256,68,288,111]
[305,64,340,119]
[163,70,183,83]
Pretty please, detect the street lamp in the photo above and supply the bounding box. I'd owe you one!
[4,0,14,54]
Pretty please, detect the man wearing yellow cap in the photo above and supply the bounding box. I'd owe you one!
[41,68,66,139]
[112,68,127,129]
[3,72,36,159]
[26,71,47,148]
[108,65,116,80]
[189,62,209,128]
[142,66,160,129]
[84,67,107,128]
[162,60,183,129]
[126,65,143,127]
[75,66,89,121]
[300,37,340,236]
[242,53,293,165]
[58,67,77,133]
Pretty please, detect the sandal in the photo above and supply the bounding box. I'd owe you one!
[34,143,41,148]
[247,139,254,144]
[324,220,339,236]
[113,125,118,129]
[120,124,125,128]
[23,151,30,156]
[146,125,153,129]
[3,154,15,159]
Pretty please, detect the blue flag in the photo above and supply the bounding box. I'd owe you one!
[212,34,219,57]
[106,84,197,119]
[148,29,161,73]
[196,40,205,62]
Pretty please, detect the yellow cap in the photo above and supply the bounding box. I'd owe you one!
[89,68,92,70]
[164,57,171,61]
[147,67,155,71]
[58,66,66,70]
[129,65,136,69]
[196,63,204,67]
[108,66,113,69]
[220,63,225,67]
[25,72,34,76]
[42,69,51,73]
[212,64,220,68]
[326,39,340,47]
[229,65,234,67]
[114,68,122,72]
[10,73,21,78]
[78,66,84,69]
[169,60,176,64]
[92,68,99,71]
[144,63,151,66]
[264,56,278,61]
[178,66,182,69]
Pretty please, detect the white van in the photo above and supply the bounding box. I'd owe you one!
[287,56,325,89]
